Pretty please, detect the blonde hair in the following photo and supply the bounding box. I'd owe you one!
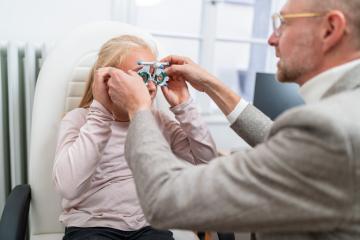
[79,35,157,108]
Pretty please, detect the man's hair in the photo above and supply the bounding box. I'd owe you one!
[310,0,360,48]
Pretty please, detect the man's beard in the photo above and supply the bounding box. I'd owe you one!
[276,55,316,84]
[276,32,318,84]
[276,59,304,83]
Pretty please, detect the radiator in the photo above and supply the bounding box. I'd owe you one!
[0,42,47,211]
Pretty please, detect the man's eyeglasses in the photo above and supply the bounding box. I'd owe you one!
[272,12,324,37]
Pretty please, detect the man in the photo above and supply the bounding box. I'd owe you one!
[106,0,360,239]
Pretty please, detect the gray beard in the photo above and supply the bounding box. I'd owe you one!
[276,60,308,84]
[276,30,317,83]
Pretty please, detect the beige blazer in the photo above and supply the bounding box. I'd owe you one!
[124,64,360,240]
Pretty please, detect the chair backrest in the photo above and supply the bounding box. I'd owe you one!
[27,21,164,240]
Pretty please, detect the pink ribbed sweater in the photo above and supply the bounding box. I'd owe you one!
[53,98,216,230]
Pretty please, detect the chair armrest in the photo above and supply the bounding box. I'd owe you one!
[0,184,31,240]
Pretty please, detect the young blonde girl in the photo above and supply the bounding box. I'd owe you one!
[53,35,217,240]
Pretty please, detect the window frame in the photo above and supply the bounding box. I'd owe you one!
[111,0,275,121]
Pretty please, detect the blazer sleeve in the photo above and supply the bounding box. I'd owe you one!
[125,109,353,233]
[230,104,273,146]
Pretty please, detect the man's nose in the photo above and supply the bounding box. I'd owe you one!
[268,32,279,47]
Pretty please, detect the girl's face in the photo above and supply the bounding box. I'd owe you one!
[117,47,157,100]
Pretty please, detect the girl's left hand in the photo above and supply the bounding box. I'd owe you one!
[161,78,190,107]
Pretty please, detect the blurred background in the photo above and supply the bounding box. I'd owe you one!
[0,1,288,236]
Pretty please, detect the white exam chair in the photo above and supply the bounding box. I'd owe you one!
[0,21,198,240]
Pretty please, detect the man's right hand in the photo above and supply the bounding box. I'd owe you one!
[162,55,241,116]
[161,55,219,93]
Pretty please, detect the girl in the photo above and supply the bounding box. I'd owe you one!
[53,35,217,240]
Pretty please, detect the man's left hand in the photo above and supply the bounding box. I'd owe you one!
[106,68,152,119]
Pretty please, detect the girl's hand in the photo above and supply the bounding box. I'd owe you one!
[92,68,112,113]
[161,78,190,107]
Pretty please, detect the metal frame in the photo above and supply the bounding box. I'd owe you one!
[7,43,27,188]
[0,43,10,212]
[24,44,37,151]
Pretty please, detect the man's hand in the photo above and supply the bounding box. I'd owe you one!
[161,55,219,93]
[161,78,190,107]
[161,55,241,116]
[106,68,152,119]
[92,68,113,113]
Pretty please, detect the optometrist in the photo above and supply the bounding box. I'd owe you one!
[105,0,360,239]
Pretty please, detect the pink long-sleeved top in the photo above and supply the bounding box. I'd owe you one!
[53,98,217,231]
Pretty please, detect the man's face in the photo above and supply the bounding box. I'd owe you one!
[118,47,157,101]
[268,0,323,85]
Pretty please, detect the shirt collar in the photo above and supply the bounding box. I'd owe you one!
[300,59,360,103]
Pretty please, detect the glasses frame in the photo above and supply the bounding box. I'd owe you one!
[272,12,324,37]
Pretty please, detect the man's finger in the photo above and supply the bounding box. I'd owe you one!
[128,70,140,77]
[96,67,118,75]
[165,64,187,76]
[95,69,110,80]
[109,68,130,81]
[128,70,146,84]
[160,85,167,95]
[161,55,190,65]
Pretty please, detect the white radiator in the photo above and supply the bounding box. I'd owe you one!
[0,42,47,211]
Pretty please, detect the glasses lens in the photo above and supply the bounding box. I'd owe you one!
[272,14,282,36]
[137,65,151,84]
[138,71,150,84]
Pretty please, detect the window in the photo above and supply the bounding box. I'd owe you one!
[111,0,284,117]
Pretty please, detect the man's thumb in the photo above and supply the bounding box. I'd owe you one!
[165,65,184,76]
[128,69,137,76]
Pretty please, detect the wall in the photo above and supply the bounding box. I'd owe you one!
[0,0,113,44]
[0,1,285,239]
[0,0,250,151]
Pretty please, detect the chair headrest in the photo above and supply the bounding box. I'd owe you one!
[28,21,158,236]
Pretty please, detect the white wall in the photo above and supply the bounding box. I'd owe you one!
[1,0,291,150]
[0,0,251,151]
[0,1,285,239]
[0,0,113,44]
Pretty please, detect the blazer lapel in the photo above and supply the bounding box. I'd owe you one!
[322,63,360,99]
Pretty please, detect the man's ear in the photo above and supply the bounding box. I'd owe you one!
[321,10,347,52]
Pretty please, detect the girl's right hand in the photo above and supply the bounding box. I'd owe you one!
[92,68,113,113]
